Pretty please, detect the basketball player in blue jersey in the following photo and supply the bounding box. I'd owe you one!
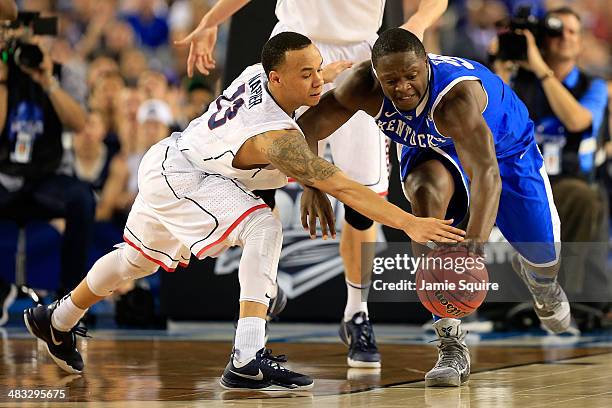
[298,28,571,387]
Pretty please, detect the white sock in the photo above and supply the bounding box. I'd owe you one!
[233,317,266,365]
[344,280,369,322]
[51,294,88,332]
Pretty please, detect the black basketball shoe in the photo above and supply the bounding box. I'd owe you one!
[339,311,381,368]
[23,298,89,374]
[220,348,314,390]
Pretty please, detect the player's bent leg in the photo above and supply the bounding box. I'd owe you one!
[338,208,381,368]
[404,159,471,386]
[496,146,570,334]
[221,210,313,390]
[24,246,159,374]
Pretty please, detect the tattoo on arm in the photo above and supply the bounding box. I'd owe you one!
[265,132,339,187]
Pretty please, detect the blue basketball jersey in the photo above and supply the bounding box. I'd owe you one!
[374,54,534,159]
[373,54,561,267]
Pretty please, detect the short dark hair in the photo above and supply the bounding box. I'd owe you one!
[546,6,581,23]
[261,32,312,76]
[372,28,426,66]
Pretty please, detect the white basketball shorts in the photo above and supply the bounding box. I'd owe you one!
[272,23,390,195]
[123,139,271,272]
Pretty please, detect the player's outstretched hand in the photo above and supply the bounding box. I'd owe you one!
[403,217,465,244]
[300,187,336,240]
[174,25,218,77]
[322,60,353,84]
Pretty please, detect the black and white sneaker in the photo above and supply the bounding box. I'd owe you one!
[339,312,381,368]
[512,254,571,334]
[220,348,314,390]
[425,318,470,387]
[0,281,17,326]
[23,299,89,374]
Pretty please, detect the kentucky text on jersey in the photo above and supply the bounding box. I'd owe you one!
[375,54,535,159]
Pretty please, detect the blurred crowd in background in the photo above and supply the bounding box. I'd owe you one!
[4,0,608,229]
[0,0,610,327]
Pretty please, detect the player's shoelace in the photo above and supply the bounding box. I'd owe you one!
[54,324,91,350]
[429,332,467,370]
[260,349,289,371]
[354,320,377,352]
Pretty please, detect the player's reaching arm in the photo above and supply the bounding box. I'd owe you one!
[434,80,502,242]
[400,0,448,41]
[251,130,465,243]
[299,61,382,155]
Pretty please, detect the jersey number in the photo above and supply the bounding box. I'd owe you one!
[208,84,246,130]
[429,54,475,70]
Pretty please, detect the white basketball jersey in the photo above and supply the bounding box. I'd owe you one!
[177,64,300,191]
[275,0,386,44]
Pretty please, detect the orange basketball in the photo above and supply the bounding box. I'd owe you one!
[415,247,489,318]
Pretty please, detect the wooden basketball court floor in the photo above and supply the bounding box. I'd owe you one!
[1,322,612,407]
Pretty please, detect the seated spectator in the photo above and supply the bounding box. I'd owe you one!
[103,20,136,61]
[98,99,173,224]
[113,87,145,156]
[89,72,126,137]
[73,111,116,203]
[183,78,214,122]
[86,55,120,91]
[137,70,168,100]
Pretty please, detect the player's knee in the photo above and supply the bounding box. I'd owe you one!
[240,209,283,242]
[237,211,282,306]
[86,247,159,297]
[344,204,374,231]
[405,171,453,211]
[121,245,160,280]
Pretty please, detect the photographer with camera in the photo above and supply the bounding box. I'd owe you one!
[493,7,610,327]
[0,12,90,325]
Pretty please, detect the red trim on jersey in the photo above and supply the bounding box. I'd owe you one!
[123,235,176,273]
[288,177,297,183]
[178,262,189,268]
[378,191,388,197]
[196,204,269,258]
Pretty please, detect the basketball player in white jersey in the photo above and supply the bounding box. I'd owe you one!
[24,33,464,390]
[175,0,448,368]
